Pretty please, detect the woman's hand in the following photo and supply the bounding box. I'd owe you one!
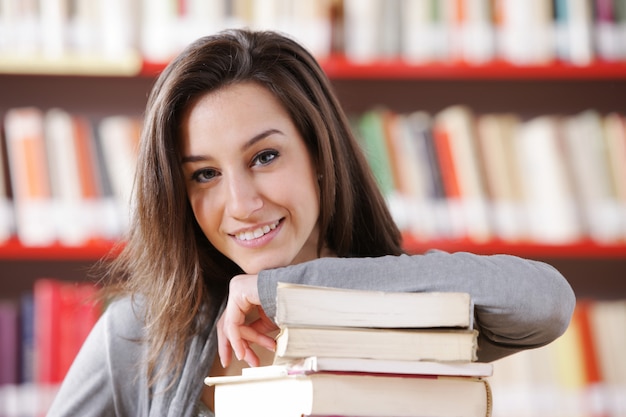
[217,274,278,368]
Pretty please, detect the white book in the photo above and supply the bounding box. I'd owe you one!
[343,0,381,62]
[401,0,436,63]
[460,0,496,64]
[206,369,492,417]
[44,108,87,246]
[476,113,527,241]
[268,356,493,377]
[514,116,581,243]
[275,282,473,329]
[38,0,67,58]
[562,110,622,243]
[603,113,626,239]
[97,116,140,233]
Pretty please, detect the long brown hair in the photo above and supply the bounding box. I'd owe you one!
[104,29,403,386]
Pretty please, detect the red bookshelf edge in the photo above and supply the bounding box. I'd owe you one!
[1,235,625,261]
[142,57,626,80]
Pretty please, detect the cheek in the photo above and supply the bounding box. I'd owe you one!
[189,192,221,236]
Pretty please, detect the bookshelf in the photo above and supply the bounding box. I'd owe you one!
[1,1,626,414]
[1,57,626,293]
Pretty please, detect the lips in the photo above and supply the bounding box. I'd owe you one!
[234,220,281,241]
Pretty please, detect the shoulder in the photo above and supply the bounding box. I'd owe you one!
[99,295,148,343]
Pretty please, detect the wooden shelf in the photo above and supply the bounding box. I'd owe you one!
[0,53,142,77]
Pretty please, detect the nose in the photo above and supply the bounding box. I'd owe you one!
[224,173,263,220]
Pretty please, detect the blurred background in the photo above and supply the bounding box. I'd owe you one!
[0,1,625,416]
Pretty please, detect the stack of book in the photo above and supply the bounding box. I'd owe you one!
[205,282,493,417]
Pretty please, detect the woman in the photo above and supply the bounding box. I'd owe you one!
[47,29,575,417]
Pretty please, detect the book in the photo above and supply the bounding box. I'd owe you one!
[269,356,493,378]
[0,301,19,385]
[561,110,622,243]
[0,124,13,243]
[206,369,492,417]
[602,112,626,240]
[33,278,102,385]
[514,115,581,243]
[475,113,526,242]
[43,108,87,246]
[97,115,140,232]
[4,107,56,246]
[433,105,491,242]
[274,325,478,363]
[274,282,474,329]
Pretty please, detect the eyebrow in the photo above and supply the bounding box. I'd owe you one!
[181,128,283,164]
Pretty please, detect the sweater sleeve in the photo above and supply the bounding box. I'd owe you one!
[257,251,576,362]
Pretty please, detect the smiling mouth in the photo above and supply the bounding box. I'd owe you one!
[234,220,281,241]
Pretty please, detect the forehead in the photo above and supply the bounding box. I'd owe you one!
[179,82,298,153]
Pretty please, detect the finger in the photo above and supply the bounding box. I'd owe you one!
[247,319,277,351]
[242,346,260,368]
[223,321,248,362]
[217,316,233,368]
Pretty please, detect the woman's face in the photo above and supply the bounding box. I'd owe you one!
[180,82,322,274]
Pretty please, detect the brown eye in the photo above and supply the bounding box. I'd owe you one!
[191,168,219,183]
[252,149,279,167]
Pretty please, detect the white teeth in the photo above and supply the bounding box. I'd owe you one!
[236,221,279,241]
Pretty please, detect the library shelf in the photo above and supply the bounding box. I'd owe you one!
[2,236,625,262]
[0,238,121,261]
[318,57,626,80]
[141,56,626,80]
[402,235,626,260]
[0,54,142,77]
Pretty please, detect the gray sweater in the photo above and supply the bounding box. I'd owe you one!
[46,251,575,417]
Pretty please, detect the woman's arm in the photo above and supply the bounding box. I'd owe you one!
[257,251,576,362]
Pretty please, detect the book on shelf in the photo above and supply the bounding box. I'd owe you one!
[4,107,56,247]
[511,115,582,244]
[488,300,626,417]
[603,112,626,238]
[0,125,13,244]
[33,278,102,385]
[475,113,526,242]
[206,366,492,417]
[562,109,623,243]
[0,301,19,385]
[275,282,474,329]
[433,105,491,242]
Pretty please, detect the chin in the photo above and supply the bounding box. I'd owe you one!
[238,257,294,275]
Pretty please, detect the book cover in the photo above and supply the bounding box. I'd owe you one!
[562,110,622,243]
[514,115,581,243]
[275,282,473,329]
[0,124,14,243]
[274,326,478,363]
[43,108,86,246]
[4,107,56,246]
[207,370,492,417]
[475,113,526,242]
[433,105,491,242]
[0,301,19,385]
[268,356,493,378]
